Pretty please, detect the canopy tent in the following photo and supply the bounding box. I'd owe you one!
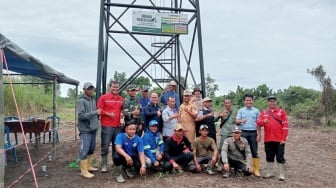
[1,33,79,184]
[0,33,79,85]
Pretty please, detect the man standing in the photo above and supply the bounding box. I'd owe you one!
[195,97,216,142]
[123,85,143,136]
[257,96,289,181]
[143,92,162,131]
[192,125,218,175]
[221,126,253,178]
[97,81,124,173]
[162,97,179,141]
[235,94,261,177]
[138,86,150,109]
[178,90,198,143]
[160,80,180,110]
[190,87,202,112]
[77,82,101,178]
[217,99,236,172]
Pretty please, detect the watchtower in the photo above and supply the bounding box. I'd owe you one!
[96,0,206,98]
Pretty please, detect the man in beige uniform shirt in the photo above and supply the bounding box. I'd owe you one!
[178,90,198,142]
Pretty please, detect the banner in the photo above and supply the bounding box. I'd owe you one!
[132,11,188,34]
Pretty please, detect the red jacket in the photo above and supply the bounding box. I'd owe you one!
[257,107,289,142]
[97,93,123,127]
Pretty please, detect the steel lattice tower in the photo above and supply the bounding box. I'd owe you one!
[96,0,206,99]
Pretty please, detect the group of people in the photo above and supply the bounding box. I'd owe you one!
[76,80,289,183]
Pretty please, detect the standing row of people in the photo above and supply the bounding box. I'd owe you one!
[77,80,289,182]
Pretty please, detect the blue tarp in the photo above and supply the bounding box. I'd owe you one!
[0,33,79,86]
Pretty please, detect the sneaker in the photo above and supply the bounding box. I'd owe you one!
[177,167,184,173]
[206,169,216,175]
[115,174,125,183]
[222,171,230,178]
[101,166,107,173]
[125,168,135,178]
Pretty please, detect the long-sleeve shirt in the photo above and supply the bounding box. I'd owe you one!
[142,130,164,163]
[221,137,252,167]
[97,93,123,127]
[257,107,289,142]
[164,134,191,162]
[162,106,178,137]
[77,94,99,133]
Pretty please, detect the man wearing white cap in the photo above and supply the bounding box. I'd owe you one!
[77,82,101,178]
[160,80,180,110]
[178,90,198,142]
[221,126,253,178]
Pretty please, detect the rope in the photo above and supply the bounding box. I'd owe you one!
[6,142,66,188]
[1,49,39,188]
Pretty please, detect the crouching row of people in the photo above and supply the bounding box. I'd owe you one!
[112,118,253,183]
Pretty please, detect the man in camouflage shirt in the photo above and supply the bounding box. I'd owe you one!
[122,85,143,136]
[221,126,253,178]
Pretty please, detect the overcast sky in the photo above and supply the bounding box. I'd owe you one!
[1,0,335,96]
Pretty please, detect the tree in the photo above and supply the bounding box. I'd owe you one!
[308,65,336,125]
[110,71,127,85]
[205,73,219,98]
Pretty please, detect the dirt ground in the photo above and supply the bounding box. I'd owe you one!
[4,121,336,188]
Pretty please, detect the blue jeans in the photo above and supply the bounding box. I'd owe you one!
[79,131,97,160]
[242,130,258,158]
[100,126,122,158]
[264,141,285,163]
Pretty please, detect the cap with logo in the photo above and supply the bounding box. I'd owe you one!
[149,120,159,127]
[175,123,184,131]
[127,85,137,91]
[232,126,242,133]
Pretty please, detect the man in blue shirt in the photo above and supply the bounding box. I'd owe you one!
[235,94,261,177]
[113,120,146,183]
[160,80,180,110]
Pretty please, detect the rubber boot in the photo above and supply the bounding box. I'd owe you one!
[80,160,94,178]
[114,165,125,183]
[278,163,285,181]
[87,155,98,172]
[101,155,108,173]
[263,162,274,179]
[253,158,261,177]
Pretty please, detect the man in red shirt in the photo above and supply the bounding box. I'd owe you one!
[97,81,124,173]
[257,96,289,181]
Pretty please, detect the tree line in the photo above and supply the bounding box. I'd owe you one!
[4,65,335,126]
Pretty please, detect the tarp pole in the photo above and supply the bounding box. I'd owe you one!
[52,76,57,158]
[75,85,78,140]
[0,49,5,188]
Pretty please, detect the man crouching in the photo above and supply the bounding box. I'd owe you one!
[221,126,253,178]
[113,120,146,183]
